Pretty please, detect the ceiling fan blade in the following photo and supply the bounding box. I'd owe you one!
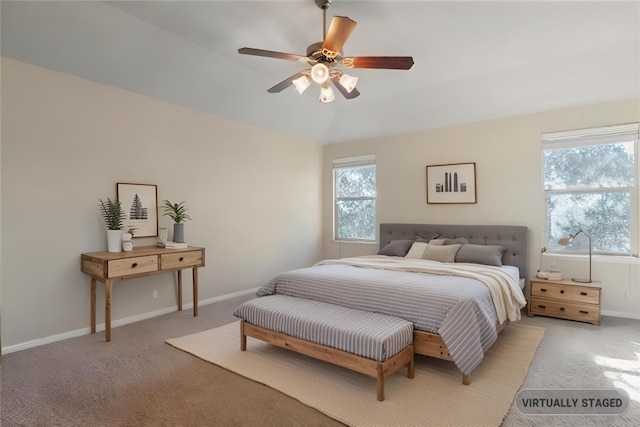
[238,47,306,62]
[267,72,305,93]
[343,56,415,70]
[331,77,360,100]
[321,16,357,58]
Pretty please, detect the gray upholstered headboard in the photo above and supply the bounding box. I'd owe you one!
[379,223,528,279]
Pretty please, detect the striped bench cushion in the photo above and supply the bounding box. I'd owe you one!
[234,295,413,362]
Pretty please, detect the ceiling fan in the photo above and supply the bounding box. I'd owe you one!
[238,0,414,103]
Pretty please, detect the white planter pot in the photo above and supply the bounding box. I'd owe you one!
[107,230,124,252]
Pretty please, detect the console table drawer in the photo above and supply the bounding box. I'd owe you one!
[107,256,158,278]
[161,251,203,270]
[531,281,600,304]
[529,298,599,324]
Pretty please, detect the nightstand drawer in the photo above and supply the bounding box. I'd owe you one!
[529,298,600,324]
[161,251,203,270]
[107,256,158,278]
[531,281,600,304]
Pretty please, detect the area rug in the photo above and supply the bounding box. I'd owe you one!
[167,321,544,427]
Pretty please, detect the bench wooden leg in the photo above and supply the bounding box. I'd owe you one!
[407,357,414,379]
[462,374,471,385]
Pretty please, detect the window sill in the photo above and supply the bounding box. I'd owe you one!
[334,240,378,245]
[548,253,640,265]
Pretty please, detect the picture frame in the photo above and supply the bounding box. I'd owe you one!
[426,162,477,204]
[116,183,158,237]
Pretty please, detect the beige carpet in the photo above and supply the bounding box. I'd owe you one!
[167,321,545,427]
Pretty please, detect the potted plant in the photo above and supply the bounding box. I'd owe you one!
[122,227,137,241]
[99,198,126,252]
[161,200,191,243]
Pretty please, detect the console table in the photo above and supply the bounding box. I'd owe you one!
[81,245,205,341]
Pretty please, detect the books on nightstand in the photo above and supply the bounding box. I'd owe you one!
[537,271,563,280]
[157,241,188,249]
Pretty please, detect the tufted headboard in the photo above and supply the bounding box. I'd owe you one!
[379,223,528,279]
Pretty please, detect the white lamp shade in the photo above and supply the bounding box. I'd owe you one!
[558,236,573,246]
[310,63,330,84]
[292,75,311,94]
[319,84,335,103]
[339,73,358,93]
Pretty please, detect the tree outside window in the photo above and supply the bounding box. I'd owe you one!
[543,124,638,255]
[334,161,376,241]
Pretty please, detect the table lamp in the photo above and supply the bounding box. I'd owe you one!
[558,229,592,283]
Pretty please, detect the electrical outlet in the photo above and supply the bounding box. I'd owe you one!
[153,290,158,299]
[625,290,631,300]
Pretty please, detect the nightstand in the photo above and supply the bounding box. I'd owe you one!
[528,278,601,325]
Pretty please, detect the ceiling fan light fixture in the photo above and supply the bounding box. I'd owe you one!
[310,63,330,84]
[338,72,358,93]
[292,74,312,94]
[319,83,335,103]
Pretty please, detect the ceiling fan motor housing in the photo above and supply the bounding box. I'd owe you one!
[315,0,332,10]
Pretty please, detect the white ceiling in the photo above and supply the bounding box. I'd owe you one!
[2,1,639,144]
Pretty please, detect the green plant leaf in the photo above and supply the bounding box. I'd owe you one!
[161,200,191,223]
[99,198,125,230]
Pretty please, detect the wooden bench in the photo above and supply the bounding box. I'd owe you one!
[234,295,415,401]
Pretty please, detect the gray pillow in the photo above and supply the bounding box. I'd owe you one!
[378,239,414,257]
[455,244,506,266]
[444,237,469,245]
[413,233,440,243]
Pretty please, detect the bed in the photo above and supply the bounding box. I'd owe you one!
[249,223,528,384]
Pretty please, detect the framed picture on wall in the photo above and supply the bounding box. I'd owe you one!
[117,183,158,237]
[426,162,477,204]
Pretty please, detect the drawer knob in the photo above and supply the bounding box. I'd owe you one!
[540,288,547,292]
[560,290,565,294]
[132,263,138,268]
[560,307,565,311]
[580,292,588,296]
[538,305,546,309]
[179,257,184,262]
[579,310,589,314]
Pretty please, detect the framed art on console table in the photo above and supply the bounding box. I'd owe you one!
[117,182,158,237]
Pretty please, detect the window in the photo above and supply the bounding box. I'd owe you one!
[542,123,639,255]
[333,155,376,241]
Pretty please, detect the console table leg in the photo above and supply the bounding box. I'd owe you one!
[177,270,183,311]
[91,277,96,334]
[105,280,112,342]
[193,267,198,317]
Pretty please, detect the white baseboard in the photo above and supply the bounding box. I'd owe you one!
[601,309,640,320]
[1,288,258,355]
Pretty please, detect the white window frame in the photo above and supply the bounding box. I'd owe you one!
[333,155,377,242]
[541,122,639,256]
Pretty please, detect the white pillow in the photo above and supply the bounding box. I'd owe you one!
[428,238,446,246]
[422,244,462,263]
[405,242,428,259]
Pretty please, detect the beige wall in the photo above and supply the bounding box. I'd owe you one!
[0,58,323,351]
[323,98,640,318]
